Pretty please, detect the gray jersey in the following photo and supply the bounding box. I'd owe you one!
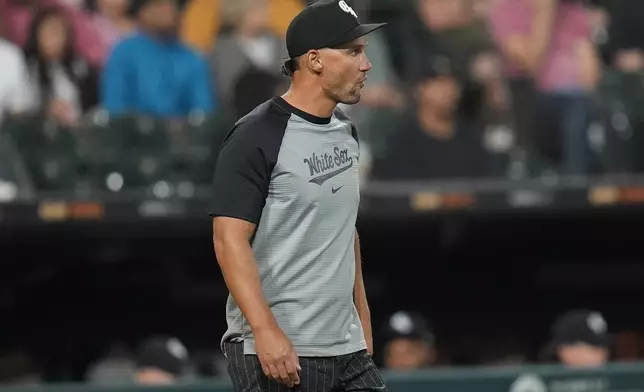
[210,97,366,357]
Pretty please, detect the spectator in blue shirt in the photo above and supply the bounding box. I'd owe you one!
[100,0,216,117]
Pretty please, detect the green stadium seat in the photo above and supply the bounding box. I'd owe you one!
[0,116,96,192]
[84,113,233,192]
[84,114,170,155]
[2,116,75,154]
[0,135,18,181]
[594,71,640,173]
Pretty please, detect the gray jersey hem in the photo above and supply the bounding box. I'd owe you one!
[241,338,368,357]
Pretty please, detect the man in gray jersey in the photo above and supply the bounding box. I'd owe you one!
[209,0,386,391]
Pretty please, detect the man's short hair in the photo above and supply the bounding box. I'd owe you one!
[280,57,299,77]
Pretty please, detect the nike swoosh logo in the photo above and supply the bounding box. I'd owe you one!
[332,185,344,194]
[309,163,352,186]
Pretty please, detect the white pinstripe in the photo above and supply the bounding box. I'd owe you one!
[228,348,387,392]
[338,352,386,392]
[347,361,369,389]
[315,358,319,392]
[233,343,246,391]
[322,358,327,392]
[251,353,262,391]
[307,359,312,392]
[241,343,253,391]
[369,356,386,388]
[331,358,335,391]
[358,354,381,389]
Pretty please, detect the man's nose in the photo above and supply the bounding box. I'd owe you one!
[360,54,372,72]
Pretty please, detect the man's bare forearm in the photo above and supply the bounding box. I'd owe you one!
[353,230,373,352]
[214,232,277,333]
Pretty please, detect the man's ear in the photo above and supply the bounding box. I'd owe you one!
[306,50,323,73]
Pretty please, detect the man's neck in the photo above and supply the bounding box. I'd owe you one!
[417,109,455,140]
[281,80,336,118]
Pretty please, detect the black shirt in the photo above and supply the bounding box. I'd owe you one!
[371,117,490,180]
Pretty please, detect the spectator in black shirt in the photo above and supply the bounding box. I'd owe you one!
[23,7,99,126]
[371,56,489,181]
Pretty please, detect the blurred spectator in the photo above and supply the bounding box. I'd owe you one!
[210,0,285,113]
[134,336,189,385]
[180,0,303,54]
[600,0,644,72]
[382,311,437,371]
[231,67,285,118]
[371,56,490,181]
[86,0,135,53]
[24,7,99,126]
[0,0,107,66]
[398,0,505,127]
[101,0,216,117]
[490,0,602,174]
[0,37,32,124]
[410,0,496,81]
[540,309,610,367]
[85,342,136,385]
[0,350,41,386]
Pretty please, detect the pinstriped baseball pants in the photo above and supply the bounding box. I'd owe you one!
[223,341,387,392]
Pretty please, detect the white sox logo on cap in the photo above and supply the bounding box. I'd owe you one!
[338,0,358,18]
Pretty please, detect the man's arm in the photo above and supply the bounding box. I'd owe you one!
[210,119,300,387]
[213,217,277,332]
[213,216,300,386]
[353,229,373,355]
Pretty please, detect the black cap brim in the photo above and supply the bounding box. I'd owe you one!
[328,22,387,48]
[287,22,387,59]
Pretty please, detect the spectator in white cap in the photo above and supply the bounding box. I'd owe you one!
[541,309,610,367]
[134,336,189,384]
[382,311,437,371]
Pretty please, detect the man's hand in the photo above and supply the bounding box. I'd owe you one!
[353,229,374,356]
[213,217,299,385]
[254,325,301,387]
[366,335,374,357]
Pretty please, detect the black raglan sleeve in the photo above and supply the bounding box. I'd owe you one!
[210,113,287,225]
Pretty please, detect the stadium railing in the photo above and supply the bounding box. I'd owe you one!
[3,361,644,392]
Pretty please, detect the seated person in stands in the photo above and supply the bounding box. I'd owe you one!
[0,36,31,124]
[101,0,216,117]
[134,336,189,385]
[370,56,490,181]
[0,0,107,66]
[381,311,437,370]
[540,309,610,367]
[23,7,99,126]
[86,0,136,55]
[209,0,285,116]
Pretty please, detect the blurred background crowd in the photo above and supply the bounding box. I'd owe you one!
[4,0,644,192]
[3,0,644,388]
[2,308,638,385]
